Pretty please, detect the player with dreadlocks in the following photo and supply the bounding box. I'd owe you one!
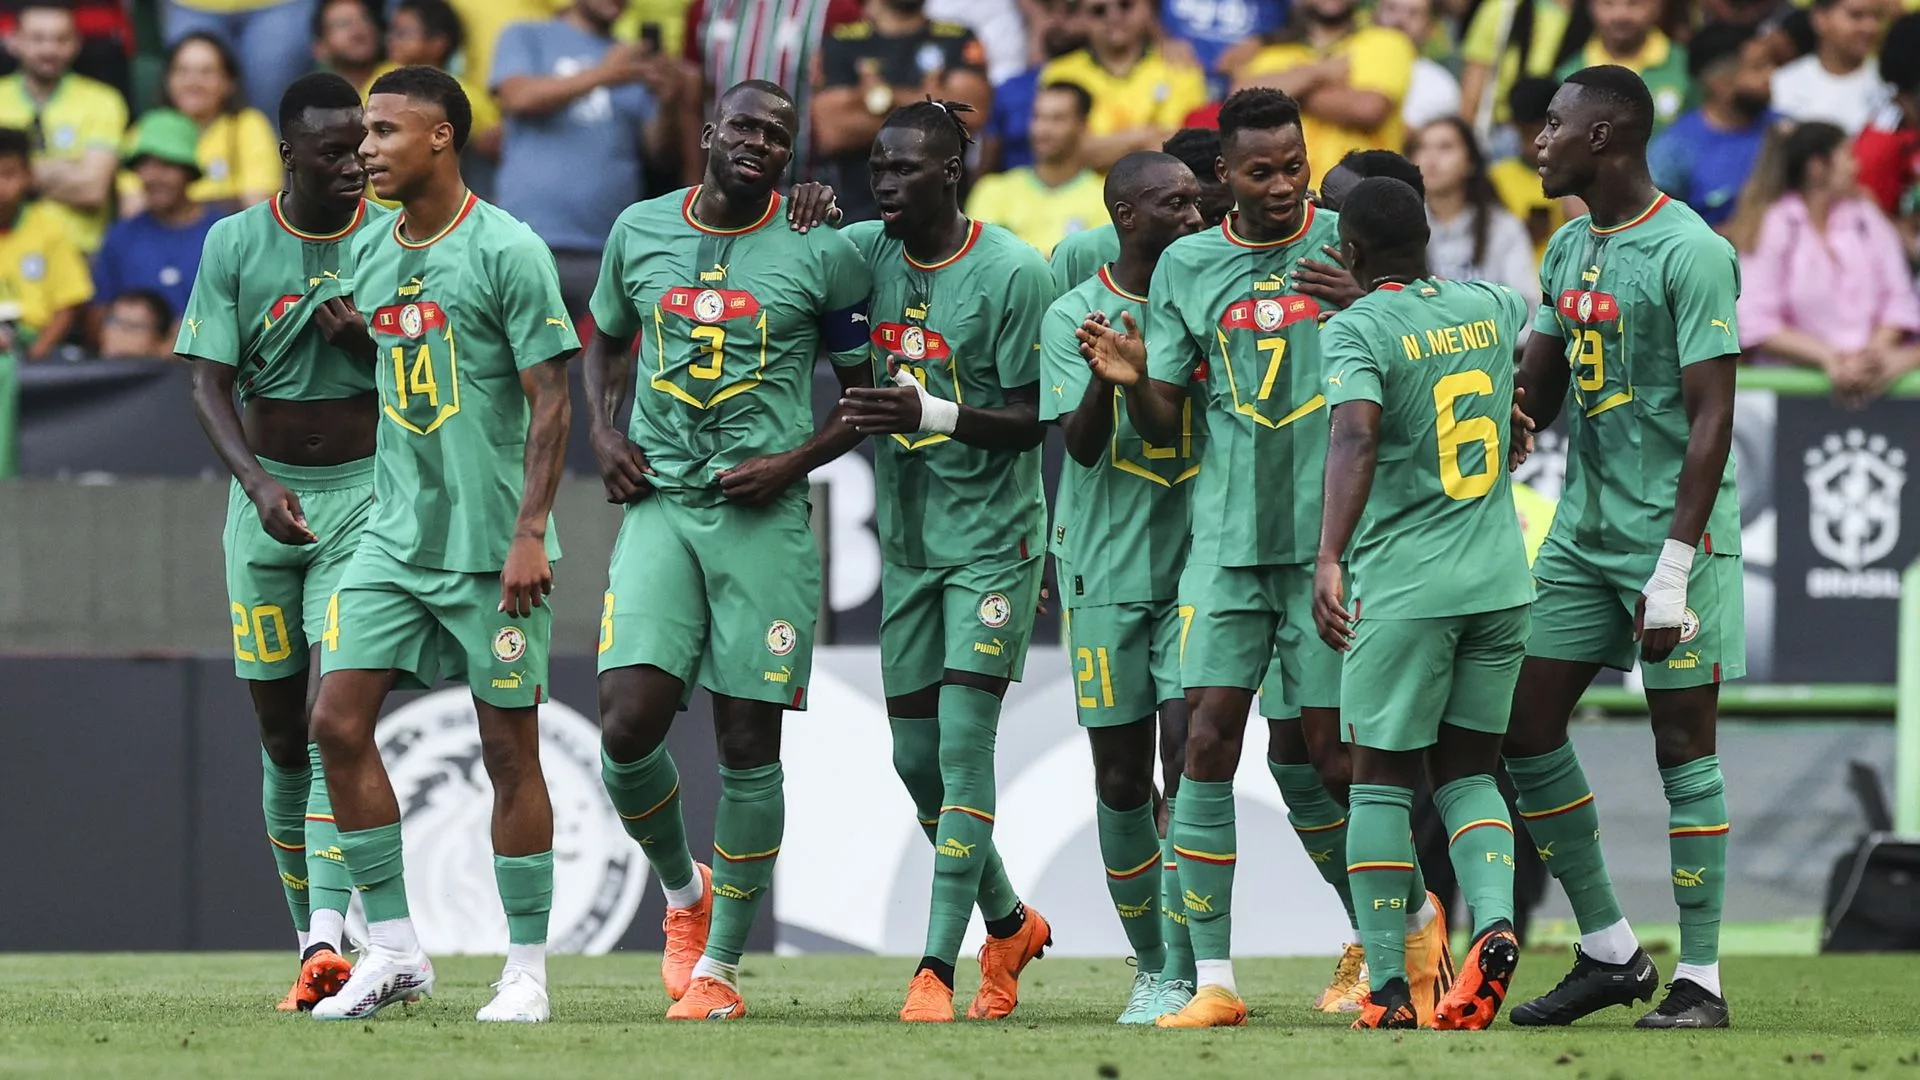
[839,99,1059,1023]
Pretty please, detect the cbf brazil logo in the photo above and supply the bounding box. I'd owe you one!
[360,691,648,954]
[1805,428,1906,599]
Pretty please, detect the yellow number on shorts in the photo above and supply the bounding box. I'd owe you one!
[689,326,725,379]
[1254,336,1288,400]
[1572,329,1604,392]
[231,602,293,662]
[390,345,440,408]
[1433,370,1500,501]
[1141,398,1195,460]
[230,601,257,662]
[599,592,616,654]
[1075,646,1116,709]
[321,592,341,652]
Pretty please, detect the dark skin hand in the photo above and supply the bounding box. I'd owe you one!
[1076,310,1183,444]
[189,360,318,546]
[1293,245,1364,310]
[784,180,843,233]
[1312,400,1379,651]
[717,361,874,506]
[312,297,376,365]
[501,357,573,617]
[1511,330,1571,469]
[840,358,1045,451]
[580,328,655,504]
[1634,355,1737,663]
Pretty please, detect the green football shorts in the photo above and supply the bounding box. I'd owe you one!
[596,494,820,709]
[1177,561,1342,720]
[1061,596,1184,728]
[1341,605,1531,752]
[879,554,1044,699]
[1528,536,1747,689]
[320,543,546,708]
[222,456,373,681]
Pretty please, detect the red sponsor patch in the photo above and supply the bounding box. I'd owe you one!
[1220,294,1319,333]
[661,286,761,324]
[872,322,952,362]
[1557,289,1620,324]
[266,294,303,322]
[372,300,448,340]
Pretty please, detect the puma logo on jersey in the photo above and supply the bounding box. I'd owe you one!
[1327,371,1343,387]
[1673,866,1707,888]
[699,262,729,282]
[1710,318,1732,335]
[398,276,424,297]
[184,318,201,336]
[546,316,569,328]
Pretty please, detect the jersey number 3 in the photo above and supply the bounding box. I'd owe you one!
[1433,370,1499,501]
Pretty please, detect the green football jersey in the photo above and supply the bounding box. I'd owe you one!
[1049,222,1118,293]
[1323,278,1534,619]
[1146,206,1341,568]
[1041,265,1204,606]
[175,196,390,402]
[589,187,873,508]
[1532,195,1742,556]
[846,219,1054,568]
[347,193,580,572]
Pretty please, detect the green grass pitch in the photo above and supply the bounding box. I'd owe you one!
[2,952,1914,1078]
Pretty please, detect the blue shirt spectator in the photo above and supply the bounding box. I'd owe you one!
[988,67,1042,170]
[1649,22,1780,227]
[491,0,675,312]
[1162,0,1284,88]
[93,109,217,337]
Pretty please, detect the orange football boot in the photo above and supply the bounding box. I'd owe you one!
[900,969,956,1022]
[277,948,353,1012]
[1403,891,1455,1027]
[660,862,714,1001]
[966,907,1052,1019]
[1314,943,1369,1012]
[1155,984,1249,1028]
[1434,924,1520,1031]
[665,976,745,1021]
[1351,980,1419,1030]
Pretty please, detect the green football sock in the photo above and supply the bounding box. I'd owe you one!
[1346,783,1417,985]
[1096,797,1165,973]
[1661,756,1729,965]
[493,850,554,946]
[707,762,784,965]
[336,822,409,923]
[1434,774,1516,935]
[1159,814,1195,983]
[1171,778,1236,963]
[1505,743,1625,934]
[923,684,1002,963]
[261,749,311,933]
[303,743,351,918]
[891,714,1022,922]
[1269,759,1357,929]
[602,743,696,892]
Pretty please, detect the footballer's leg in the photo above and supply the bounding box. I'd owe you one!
[1268,715,1365,1012]
[599,498,714,1002]
[1070,601,1168,1022]
[1151,603,1195,1016]
[1155,564,1276,1029]
[1430,606,1531,1031]
[1504,542,1656,1026]
[1636,552,1743,1029]
[665,500,820,1022]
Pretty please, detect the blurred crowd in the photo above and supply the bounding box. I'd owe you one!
[1,0,1918,399]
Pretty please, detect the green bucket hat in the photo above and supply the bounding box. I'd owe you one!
[123,109,203,178]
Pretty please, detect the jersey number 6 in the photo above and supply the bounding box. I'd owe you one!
[1433,370,1499,501]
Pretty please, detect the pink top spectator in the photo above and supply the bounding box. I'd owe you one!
[1738,192,1920,355]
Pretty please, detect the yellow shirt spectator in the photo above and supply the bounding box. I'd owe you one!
[1488,155,1564,264]
[1240,26,1416,177]
[1460,0,1572,125]
[448,0,572,93]
[1038,49,1207,143]
[966,168,1108,256]
[0,73,127,253]
[0,200,94,345]
[116,108,279,210]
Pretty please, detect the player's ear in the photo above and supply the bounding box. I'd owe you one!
[1213,155,1227,186]
[278,139,293,173]
[700,122,716,151]
[431,118,454,154]
[944,153,963,186]
[1589,118,1612,154]
[1114,199,1134,231]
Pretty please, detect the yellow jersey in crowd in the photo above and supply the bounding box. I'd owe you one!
[0,200,94,340]
[1239,26,1416,178]
[966,167,1108,257]
[1038,49,1207,139]
[0,73,127,253]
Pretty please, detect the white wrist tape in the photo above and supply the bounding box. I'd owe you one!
[891,365,959,435]
[1640,538,1695,629]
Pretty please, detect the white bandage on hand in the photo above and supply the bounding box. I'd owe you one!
[1640,538,1695,629]
[891,365,959,435]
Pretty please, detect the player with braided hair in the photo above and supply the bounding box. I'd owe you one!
[839,97,1060,1023]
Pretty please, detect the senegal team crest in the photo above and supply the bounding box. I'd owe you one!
[492,626,528,663]
[1678,608,1700,644]
[901,326,928,360]
[766,620,797,657]
[1253,298,1285,332]
[1557,290,1619,324]
[1576,292,1594,322]
[399,303,424,338]
[692,289,727,324]
[979,593,1012,629]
